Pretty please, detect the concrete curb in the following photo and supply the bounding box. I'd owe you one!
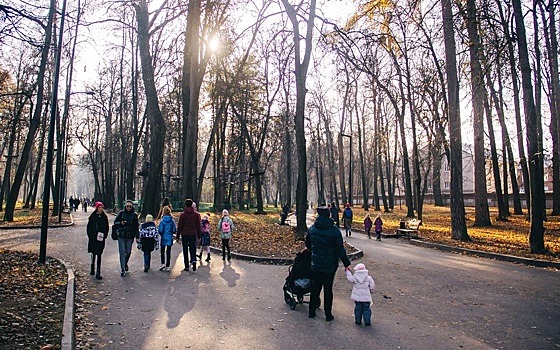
[59,260,75,350]
[209,245,363,265]
[409,239,560,269]
[0,214,74,230]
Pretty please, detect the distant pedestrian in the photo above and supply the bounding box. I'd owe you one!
[138,214,159,272]
[364,213,373,239]
[114,200,139,277]
[156,197,172,222]
[342,203,353,237]
[197,213,212,262]
[374,214,383,241]
[86,201,109,280]
[176,198,202,271]
[345,263,375,326]
[218,209,234,261]
[305,205,351,322]
[158,206,176,271]
[329,201,340,227]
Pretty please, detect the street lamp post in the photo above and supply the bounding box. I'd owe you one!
[340,133,352,206]
[39,0,67,264]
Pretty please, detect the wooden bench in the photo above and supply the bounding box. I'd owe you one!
[396,218,422,238]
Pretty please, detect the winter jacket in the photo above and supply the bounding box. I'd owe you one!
[139,221,159,252]
[346,267,375,302]
[305,216,351,274]
[114,209,139,239]
[374,217,383,232]
[218,216,234,239]
[158,215,176,247]
[86,211,109,255]
[364,217,373,231]
[329,206,340,221]
[343,208,353,228]
[176,207,201,239]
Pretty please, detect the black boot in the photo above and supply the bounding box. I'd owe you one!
[95,269,102,280]
[205,253,211,262]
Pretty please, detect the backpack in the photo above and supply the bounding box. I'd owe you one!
[221,220,231,233]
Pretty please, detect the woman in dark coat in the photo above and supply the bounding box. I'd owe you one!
[87,201,109,280]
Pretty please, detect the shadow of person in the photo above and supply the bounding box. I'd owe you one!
[219,260,240,287]
[163,251,208,329]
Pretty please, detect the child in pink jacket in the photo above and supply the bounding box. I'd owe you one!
[346,263,376,326]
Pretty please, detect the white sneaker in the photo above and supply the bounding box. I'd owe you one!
[159,265,165,271]
[165,267,170,271]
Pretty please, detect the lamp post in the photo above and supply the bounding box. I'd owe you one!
[340,133,352,205]
[39,0,67,264]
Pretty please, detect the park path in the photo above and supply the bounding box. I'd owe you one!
[0,209,559,349]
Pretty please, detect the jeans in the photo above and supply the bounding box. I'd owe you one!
[181,235,197,267]
[160,245,171,267]
[143,251,152,268]
[118,238,134,271]
[309,270,336,317]
[354,301,372,325]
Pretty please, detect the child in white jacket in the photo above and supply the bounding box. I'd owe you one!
[346,263,376,326]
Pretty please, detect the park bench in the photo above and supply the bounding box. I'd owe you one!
[396,218,422,239]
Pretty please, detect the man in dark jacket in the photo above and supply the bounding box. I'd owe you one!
[305,206,351,321]
[329,201,340,227]
[177,198,202,271]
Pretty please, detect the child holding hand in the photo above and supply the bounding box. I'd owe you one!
[346,263,376,326]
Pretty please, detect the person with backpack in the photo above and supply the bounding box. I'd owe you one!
[218,209,235,261]
[158,206,176,271]
[197,213,212,262]
[342,203,353,237]
[176,198,202,271]
[86,201,109,280]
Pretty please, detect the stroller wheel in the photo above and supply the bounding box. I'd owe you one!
[288,298,297,310]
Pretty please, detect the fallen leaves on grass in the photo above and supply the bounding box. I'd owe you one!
[0,208,72,227]
[0,250,67,349]
[204,212,357,260]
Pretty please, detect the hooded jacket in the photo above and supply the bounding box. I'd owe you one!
[218,216,234,239]
[177,206,201,239]
[305,215,351,273]
[345,263,375,302]
[158,215,176,247]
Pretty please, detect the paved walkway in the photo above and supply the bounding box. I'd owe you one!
[1,210,559,349]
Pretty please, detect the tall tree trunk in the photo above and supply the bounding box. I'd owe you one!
[4,0,55,222]
[442,0,470,241]
[496,0,531,215]
[541,0,560,215]
[512,0,545,253]
[483,93,507,220]
[282,0,316,239]
[182,0,202,203]
[464,0,491,226]
[135,0,165,217]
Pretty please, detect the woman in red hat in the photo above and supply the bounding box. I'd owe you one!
[87,202,109,280]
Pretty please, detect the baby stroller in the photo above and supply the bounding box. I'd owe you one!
[283,248,320,310]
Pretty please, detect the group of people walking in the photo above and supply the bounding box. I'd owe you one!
[85,198,235,280]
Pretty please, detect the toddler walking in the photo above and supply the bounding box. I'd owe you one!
[346,263,375,326]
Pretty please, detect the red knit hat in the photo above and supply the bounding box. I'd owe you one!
[345,203,350,208]
[95,201,104,208]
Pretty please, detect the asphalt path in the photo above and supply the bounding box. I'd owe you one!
[1,210,559,349]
